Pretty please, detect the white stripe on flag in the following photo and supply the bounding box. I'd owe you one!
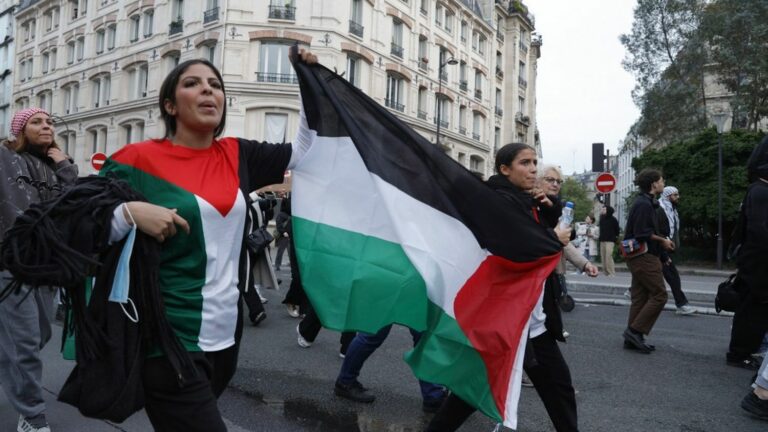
[292,135,488,317]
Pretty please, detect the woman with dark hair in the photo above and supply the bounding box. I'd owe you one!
[736,135,768,419]
[622,168,674,354]
[99,53,317,430]
[426,143,578,432]
[0,108,78,432]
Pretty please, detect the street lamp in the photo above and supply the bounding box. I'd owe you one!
[435,57,458,149]
[710,109,729,270]
[49,114,72,151]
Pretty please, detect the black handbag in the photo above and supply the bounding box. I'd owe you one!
[715,273,746,313]
[246,226,274,254]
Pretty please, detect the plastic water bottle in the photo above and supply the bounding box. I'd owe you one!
[559,201,574,229]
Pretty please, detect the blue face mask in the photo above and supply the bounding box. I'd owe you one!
[109,223,136,305]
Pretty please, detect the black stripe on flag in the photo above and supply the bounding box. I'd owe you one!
[294,62,561,262]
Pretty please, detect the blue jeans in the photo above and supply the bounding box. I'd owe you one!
[336,324,445,403]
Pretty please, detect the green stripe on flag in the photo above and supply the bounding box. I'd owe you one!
[293,216,428,335]
[293,216,501,421]
[405,300,503,422]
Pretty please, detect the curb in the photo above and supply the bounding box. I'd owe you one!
[567,281,716,304]
[571,297,733,317]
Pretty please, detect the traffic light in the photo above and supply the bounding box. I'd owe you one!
[592,143,605,172]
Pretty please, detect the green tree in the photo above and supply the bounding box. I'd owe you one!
[559,178,593,223]
[632,128,762,254]
[621,0,708,144]
[700,0,768,130]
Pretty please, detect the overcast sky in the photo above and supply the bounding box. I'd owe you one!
[533,0,640,175]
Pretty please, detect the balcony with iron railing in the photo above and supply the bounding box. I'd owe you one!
[496,67,503,78]
[518,76,527,89]
[420,6,428,15]
[204,6,219,24]
[433,118,449,128]
[268,5,296,20]
[497,30,504,42]
[495,106,503,117]
[169,20,183,36]
[418,109,427,120]
[515,111,530,124]
[391,42,404,59]
[459,80,468,92]
[385,98,405,112]
[519,41,528,53]
[349,20,363,38]
[459,126,467,135]
[256,72,298,84]
[418,58,428,71]
[472,132,480,141]
[474,89,482,100]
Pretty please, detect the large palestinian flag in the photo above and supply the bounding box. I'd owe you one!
[291,62,562,428]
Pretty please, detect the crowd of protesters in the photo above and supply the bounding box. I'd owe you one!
[0,49,766,432]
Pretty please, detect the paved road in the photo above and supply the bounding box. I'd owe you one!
[2,267,764,431]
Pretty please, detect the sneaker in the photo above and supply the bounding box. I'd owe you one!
[339,352,346,359]
[623,289,631,299]
[521,373,534,388]
[741,392,768,421]
[727,354,761,371]
[296,325,312,348]
[286,304,300,318]
[562,330,570,339]
[334,380,375,403]
[676,304,695,315]
[18,414,51,432]
[260,296,269,304]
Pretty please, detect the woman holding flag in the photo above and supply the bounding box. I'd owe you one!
[426,143,579,432]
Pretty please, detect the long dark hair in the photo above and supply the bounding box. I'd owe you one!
[158,59,227,139]
[494,142,536,174]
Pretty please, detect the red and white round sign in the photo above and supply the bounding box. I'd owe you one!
[90,152,107,171]
[595,172,617,194]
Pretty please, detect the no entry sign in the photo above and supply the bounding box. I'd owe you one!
[90,152,107,171]
[595,172,617,194]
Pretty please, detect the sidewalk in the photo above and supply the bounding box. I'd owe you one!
[565,262,732,316]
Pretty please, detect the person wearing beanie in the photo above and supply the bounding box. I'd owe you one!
[657,186,695,315]
[0,108,78,432]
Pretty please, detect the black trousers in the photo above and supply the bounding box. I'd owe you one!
[143,345,238,432]
[728,295,768,360]
[282,240,308,312]
[425,332,578,432]
[661,258,688,307]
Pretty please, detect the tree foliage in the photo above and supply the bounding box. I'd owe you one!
[700,0,768,130]
[631,128,762,249]
[559,178,594,223]
[621,0,707,144]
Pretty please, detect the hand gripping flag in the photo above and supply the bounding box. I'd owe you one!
[291,61,562,428]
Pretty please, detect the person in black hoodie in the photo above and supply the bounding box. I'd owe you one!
[737,135,768,419]
[426,143,577,432]
[728,135,768,371]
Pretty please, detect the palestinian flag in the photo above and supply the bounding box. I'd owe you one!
[291,62,562,428]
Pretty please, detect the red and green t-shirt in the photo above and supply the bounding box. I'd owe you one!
[101,137,291,352]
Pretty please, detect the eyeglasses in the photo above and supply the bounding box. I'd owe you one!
[543,177,563,185]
